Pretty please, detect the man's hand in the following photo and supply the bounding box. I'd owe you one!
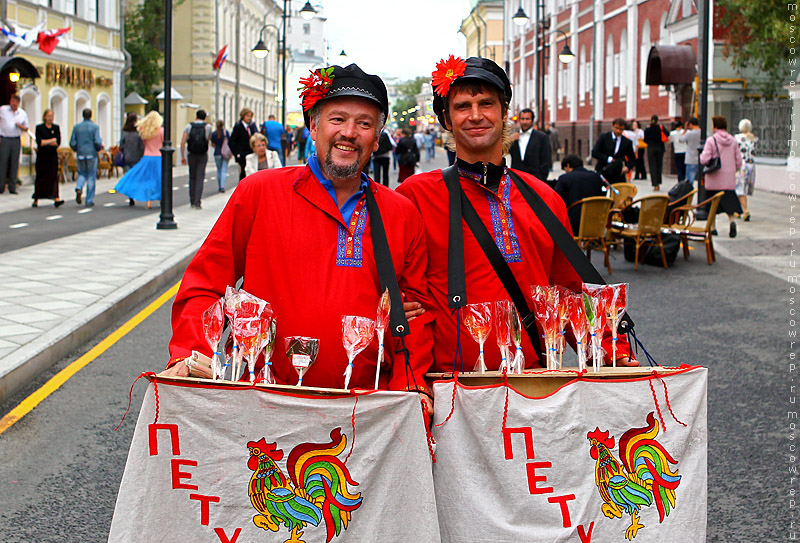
[420,394,433,426]
[403,301,426,321]
[621,165,629,174]
[160,360,189,377]
[181,157,187,165]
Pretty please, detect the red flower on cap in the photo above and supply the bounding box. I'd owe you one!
[299,66,335,112]
[431,55,467,97]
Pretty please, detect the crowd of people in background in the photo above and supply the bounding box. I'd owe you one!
[0,90,759,243]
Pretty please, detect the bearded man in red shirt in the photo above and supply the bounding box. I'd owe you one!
[397,57,635,372]
[164,64,435,407]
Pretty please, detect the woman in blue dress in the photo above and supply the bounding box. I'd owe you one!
[114,111,163,208]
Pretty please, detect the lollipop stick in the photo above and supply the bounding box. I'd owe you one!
[344,356,355,390]
[374,330,385,390]
[478,340,486,373]
[611,317,618,367]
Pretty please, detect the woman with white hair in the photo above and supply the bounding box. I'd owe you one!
[734,118,757,221]
[245,132,280,175]
[114,110,164,209]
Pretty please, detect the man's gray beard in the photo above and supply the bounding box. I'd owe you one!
[323,145,362,180]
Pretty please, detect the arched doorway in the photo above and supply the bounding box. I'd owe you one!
[74,90,91,125]
[97,93,111,147]
[49,87,68,135]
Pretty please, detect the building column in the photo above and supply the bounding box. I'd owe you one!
[626,0,637,119]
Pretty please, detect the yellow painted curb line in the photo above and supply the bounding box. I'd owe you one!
[0,281,181,435]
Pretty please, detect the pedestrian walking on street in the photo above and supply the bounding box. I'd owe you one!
[210,120,231,192]
[229,108,258,181]
[643,114,668,190]
[392,128,403,171]
[508,108,552,181]
[547,122,561,166]
[734,118,758,222]
[32,109,63,208]
[69,108,102,207]
[295,125,308,162]
[260,114,286,167]
[114,111,163,209]
[625,120,647,179]
[395,128,419,183]
[118,112,144,176]
[424,129,435,161]
[245,133,280,175]
[0,94,29,194]
[372,126,395,186]
[700,116,743,238]
[679,117,701,183]
[669,119,687,181]
[181,109,212,209]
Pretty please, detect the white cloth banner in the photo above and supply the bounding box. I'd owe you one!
[432,367,707,543]
[109,380,440,543]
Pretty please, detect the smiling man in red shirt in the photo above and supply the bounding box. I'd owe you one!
[164,64,435,405]
[397,57,634,372]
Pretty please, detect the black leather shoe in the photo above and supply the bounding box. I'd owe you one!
[75,189,82,204]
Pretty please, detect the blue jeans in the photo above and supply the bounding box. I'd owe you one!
[685,163,699,183]
[76,156,98,205]
[270,147,285,167]
[214,155,229,191]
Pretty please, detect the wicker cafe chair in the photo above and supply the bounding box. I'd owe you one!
[57,148,73,183]
[664,188,698,227]
[666,191,724,265]
[97,150,113,178]
[567,196,614,273]
[608,182,637,209]
[608,194,670,270]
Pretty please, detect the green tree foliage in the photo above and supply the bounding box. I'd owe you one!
[124,0,169,106]
[718,0,798,97]
[393,76,427,130]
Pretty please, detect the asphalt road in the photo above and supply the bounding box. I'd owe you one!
[0,244,786,541]
[0,172,239,254]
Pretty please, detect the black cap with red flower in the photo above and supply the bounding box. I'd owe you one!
[431,56,512,128]
[299,63,388,128]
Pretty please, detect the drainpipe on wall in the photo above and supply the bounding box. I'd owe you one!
[120,0,133,141]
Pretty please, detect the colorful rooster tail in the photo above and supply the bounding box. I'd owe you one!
[287,428,363,542]
[619,412,682,523]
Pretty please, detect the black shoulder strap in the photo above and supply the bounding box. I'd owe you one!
[443,166,545,360]
[363,185,410,338]
[507,169,634,333]
[443,165,467,309]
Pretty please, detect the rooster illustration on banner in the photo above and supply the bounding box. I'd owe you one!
[587,412,682,540]
[246,428,363,543]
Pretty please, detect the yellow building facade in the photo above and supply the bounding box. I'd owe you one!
[5,0,125,180]
[460,0,504,66]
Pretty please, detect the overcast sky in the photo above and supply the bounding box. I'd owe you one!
[320,0,471,81]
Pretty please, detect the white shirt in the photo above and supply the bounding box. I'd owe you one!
[669,130,687,154]
[518,128,532,158]
[608,134,622,163]
[0,105,28,137]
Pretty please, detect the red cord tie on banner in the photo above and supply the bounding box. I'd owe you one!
[114,371,160,431]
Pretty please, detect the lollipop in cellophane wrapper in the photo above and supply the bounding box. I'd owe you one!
[223,286,242,381]
[509,305,524,373]
[555,287,571,370]
[341,316,375,390]
[494,300,513,372]
[567,294,589,372]
[602,283,628,367]
[285,336,320,386]
[462,302,493,373]
[234,289,273,384]
[374,289,390,390]
[582,285,607,372]
[256,319,277,385]
[197,297,224,379]
[531,286,560,370]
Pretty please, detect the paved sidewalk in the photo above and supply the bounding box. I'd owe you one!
[0,162,226,404]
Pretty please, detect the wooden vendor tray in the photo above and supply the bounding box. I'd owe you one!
[426,366,689,396]
[146,374,372,398]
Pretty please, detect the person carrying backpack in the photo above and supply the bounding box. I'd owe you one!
[181,109,212,209]
[372,127,395,186]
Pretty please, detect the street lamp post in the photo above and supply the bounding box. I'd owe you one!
[157,0,177,230]
[253,23,280,122]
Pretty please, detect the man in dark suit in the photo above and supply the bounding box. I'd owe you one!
[553,154,608,234]
[509,108,552,181]
[591,117,636,184]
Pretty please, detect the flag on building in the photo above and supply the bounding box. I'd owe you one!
[213,45,228,70]
[109,379,441,543]
[1,21,44,48]
[37,27,70,55]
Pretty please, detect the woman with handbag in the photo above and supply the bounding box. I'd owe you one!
[118,112,144,206]
[210,120,231,192]
[700,116,743,238]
